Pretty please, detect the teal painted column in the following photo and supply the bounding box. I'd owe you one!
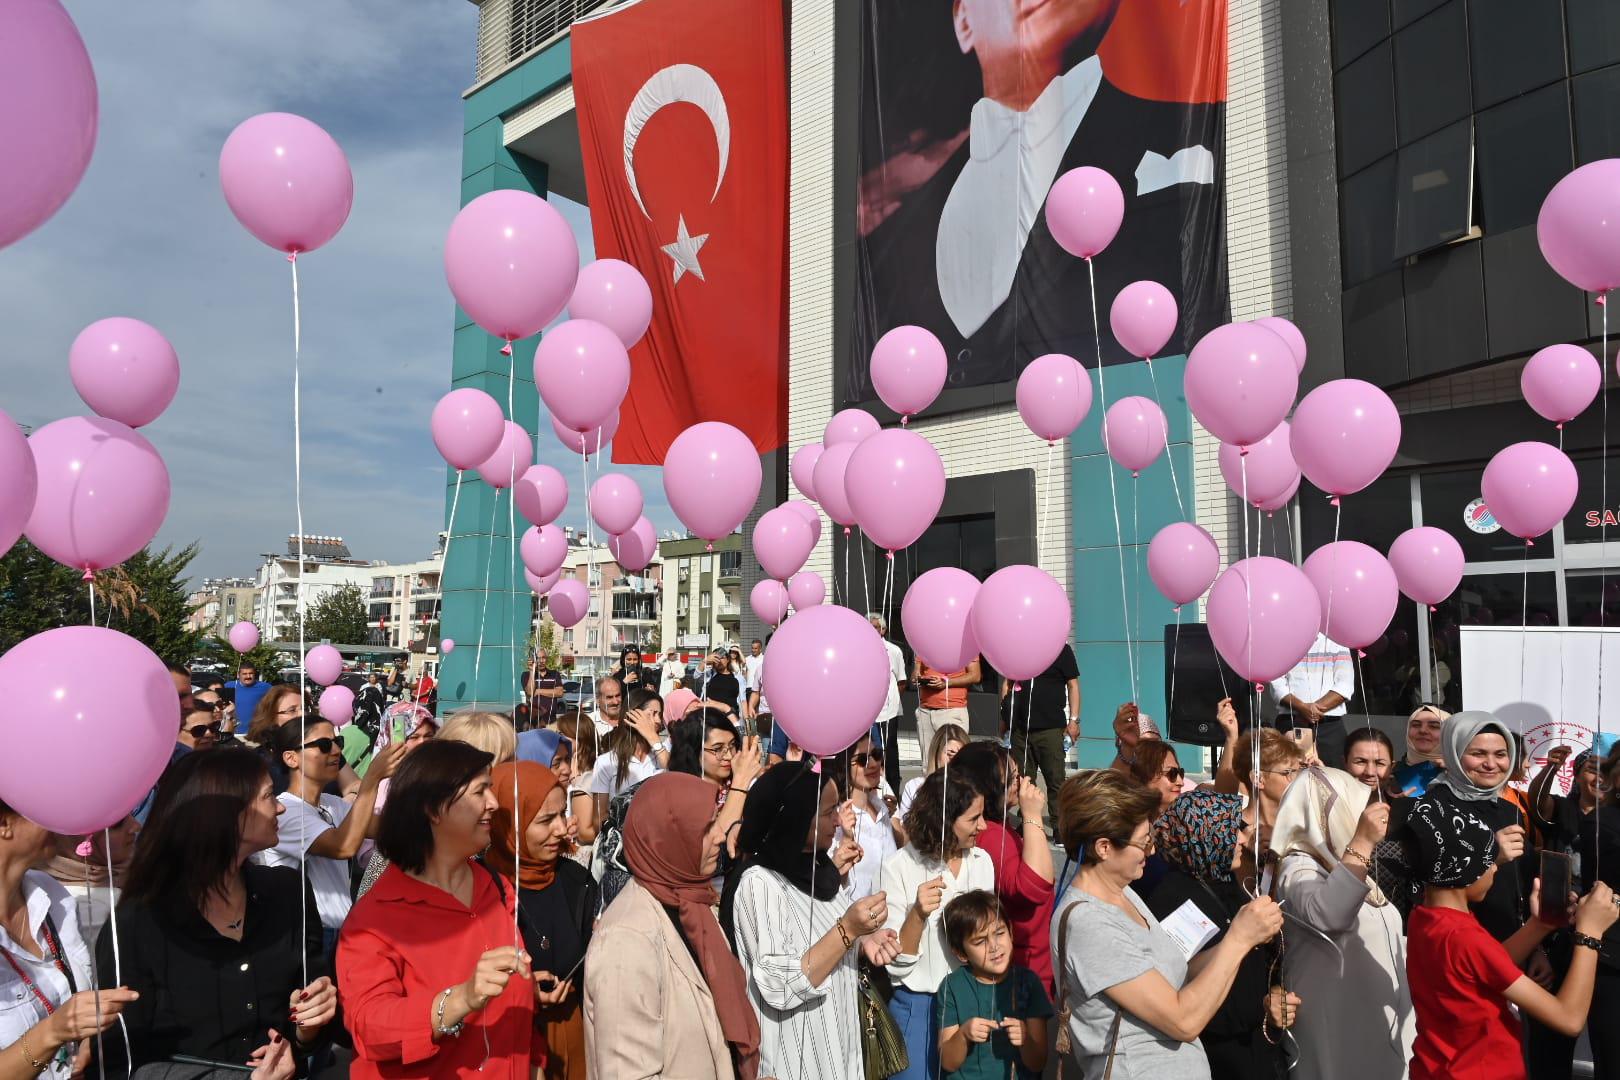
[1068,355,1198,769]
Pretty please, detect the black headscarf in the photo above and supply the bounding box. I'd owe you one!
[720,761,840,941]
[1407,788,1500,888]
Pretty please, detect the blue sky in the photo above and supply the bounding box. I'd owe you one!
[1,2,676,580]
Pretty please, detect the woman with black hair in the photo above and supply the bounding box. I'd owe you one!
[611,647,649,693]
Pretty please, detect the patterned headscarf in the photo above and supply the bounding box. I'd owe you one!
[373,702,435,753]
[1154,789,1245,883]
[1407,788,1499,887]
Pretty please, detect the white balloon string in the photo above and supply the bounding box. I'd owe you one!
[1242,454,1260,873]
[506,350,524,720]
[85,841,105,1080]
[1132,478,1142,702]
[1038,439,1055,569]
[1088,260,1136,701]
[87,579,96,627]
[1144,357,1189,520]
[289,254,311,991]
[472,497,501,697]
[106,831,132,1078]
[858,527,869,615]
[428,470,465,654]
[1169,608,1181,724]
[1598,292,1609,881]
[1519,541,1529,737]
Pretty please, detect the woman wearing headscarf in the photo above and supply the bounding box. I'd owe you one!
[489,761,597,1080]
[719,762,899,1080]
[1271,767,1413,1080]
[584,772,760,1079]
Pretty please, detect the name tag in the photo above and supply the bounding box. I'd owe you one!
[1160,900,1219,961]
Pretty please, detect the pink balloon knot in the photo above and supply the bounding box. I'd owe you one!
[901,415,910,427]
[1357,649,1368,659]
[500,341,513,357]
[1012,682,1023,693]
[285,251,297,263]
[1557,421,1565,431]
[1238,446,1250,457]
[1526,539,1536,548]
[1131,470,1141,479]
[706,542,714,552]
[1597,293,1608,307]
[1172,605,1182,614]
[1254,682,1265,694]
[810,757,822,775]
[1329,496,1341,507]
[80,568,93,582]
[844,526,852,537]
[1430,604,1438,613]
[886,550,895,560]
[74,839,93,858]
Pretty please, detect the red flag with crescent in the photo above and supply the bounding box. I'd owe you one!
[572,0,789,465]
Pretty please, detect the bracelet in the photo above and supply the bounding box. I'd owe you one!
[18,1035,49,1072]
[434,988,465,1038]
[834,920,855,950]
[1341,846,1371,867]
[1573,932,1603,952]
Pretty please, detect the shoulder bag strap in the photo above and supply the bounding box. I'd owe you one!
[1052,899,1083,1075]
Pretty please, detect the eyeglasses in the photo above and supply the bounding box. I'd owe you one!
[853,750,884,766]
[1266,767,1303,780]
[1162,767,1185,783]
[184,723,221,740]
[703,743,740,760]
[302,737,339,754]
[1120,835,1156,854]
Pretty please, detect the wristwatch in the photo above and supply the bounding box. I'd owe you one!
[654,739,670,756]
[1573,932,1604,953]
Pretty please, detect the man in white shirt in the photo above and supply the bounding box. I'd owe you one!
[1268,633,1355,768]
[657,647,682,697]
[869,613,908,792]
[741,639,765,718]
[593,676,625,737]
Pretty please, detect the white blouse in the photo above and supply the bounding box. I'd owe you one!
[878,844,995,993]
[0,873,94,1080]
[833,795,897,901]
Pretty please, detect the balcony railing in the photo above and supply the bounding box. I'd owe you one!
[474,0,619,85]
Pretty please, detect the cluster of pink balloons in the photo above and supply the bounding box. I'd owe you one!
[793,409,946,553]
[749,501,824,626]
[901,564,1070,685]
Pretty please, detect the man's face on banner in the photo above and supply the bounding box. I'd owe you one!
[954,0,1121,79]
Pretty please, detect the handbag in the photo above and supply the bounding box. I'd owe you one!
[1053,899,1123,1080]
[857,966,908,1080]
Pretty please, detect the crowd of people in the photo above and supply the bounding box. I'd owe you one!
[2,637,1620,1080]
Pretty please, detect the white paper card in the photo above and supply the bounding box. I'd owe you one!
[1160,900,1220,961]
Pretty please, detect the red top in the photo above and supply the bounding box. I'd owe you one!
[337,863,542,1079]
[975,820,1056,990]
[1407,905,1526,1080]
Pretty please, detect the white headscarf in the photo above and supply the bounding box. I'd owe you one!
[1270,766,1385,905]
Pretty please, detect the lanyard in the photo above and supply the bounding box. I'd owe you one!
[2,916,72,1016]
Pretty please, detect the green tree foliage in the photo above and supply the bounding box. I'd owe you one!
[538,614,561,670]
[209,631,292,685]
[303,584,369,645]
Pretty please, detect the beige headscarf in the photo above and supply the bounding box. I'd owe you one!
[1269,766,1385,905]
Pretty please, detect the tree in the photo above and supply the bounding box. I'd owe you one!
[304,584,369,644]
[210,631,292,685]
[538,614,561,670]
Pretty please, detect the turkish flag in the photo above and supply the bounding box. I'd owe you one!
[572,0,788,465]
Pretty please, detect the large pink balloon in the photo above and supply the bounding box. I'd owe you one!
[824,409,880,448]
[1389,526,1465,606]
[474,421,532,490]
[1303,541,1399,649]
[445,190,579,341]
[764,605,892,756]
[901,567,981,674]
[1481,442,1579,540]
[750,579,790,627]
[1016,354,1093,442]
[514,464,569,527]
[0,626,174,833]
[1147,522,1221,607]
[846,429,946,551]
[536,319,631,433]
[791,443,824,502]
[0,410,37,560]
[970,565,1071,682]
[609,516,657,573]
[526,567,562,595]
[1206,557,1323,683]
[753,505,816,581]
[522,524,568,578]
[1046,167,1124,259]
[552,408,619,458]
[318,684,355,726]
[1253,317,1306,374]
[663,422,763,542]
[871,326,948,419]
[784,499,823,546]
[432,388,506,470]
[788,571,826,610]
[811,442,860,527]
[567,259,653,348]
[305,644,343,688]
[1110,281,1178,359]
[1102,396,1168,476]
[68,318,179,429]
[1290,379,1400,498]
[1537,159,1620,294]
[547,579,590,628]
[1218,421,1298,508]
[0,0,97,251]
[1184,323,1299,447]
[1521,344,1601,425]
[25,417,169,574]
[589,472,643,537]
[219,113,353,255]
[228,621,260,653]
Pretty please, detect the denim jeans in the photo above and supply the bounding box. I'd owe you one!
[888,985,938,1080]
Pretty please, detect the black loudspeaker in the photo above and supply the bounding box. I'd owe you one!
[1163,623,1254,747]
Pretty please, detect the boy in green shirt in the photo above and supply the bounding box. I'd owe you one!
[937,890,1052,1080]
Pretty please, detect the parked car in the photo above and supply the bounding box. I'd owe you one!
[562,675,597,713]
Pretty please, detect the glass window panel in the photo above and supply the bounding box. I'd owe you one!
[1567,0,1620,75]
[1559,452,1620,547]
[1393,121,1474,259]
[1354,599,1422,714]
[1341,155,1399,286]
[1475,85,1572,234]
[1418,466,1540,562]
[1428,572,1559,711]
[1333,0,1393,68]
[1393,1,1471,144]
[1337,41,1398,178]
[1301,472,1414,555]
[1564,574,1620,628]
[1573,66,1620,166]
[1467,0,1566,110]
[1392,0,1445,30]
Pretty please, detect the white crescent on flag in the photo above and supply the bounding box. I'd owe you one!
[622,63,731,221]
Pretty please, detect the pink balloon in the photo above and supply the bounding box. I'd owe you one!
[547,579,590,628]
[431,388,506,470]
[526,567,562,595]
[0,409,37,560]
[1481,441,1579,540]
[1016,354,1093,442]
[871,326,948,418]
[1146,523,1220,607]
[824,409,880,448]
[1184,323,1299,447]
[219,113,353,255]
[1302,541,1399,649]
[1046,167,1125,259]
[1110,281,1178,359]
[1102,396,1168,476]
[1206,557,1323,683]
[1257,474,1300,514]
[68,318,178,428]
[791,443,824,502]
[900,567,981,674]
[1537,159,1620,294]
[567,259,653,348]
[440,638,456,655]
[608,516,657,573]
[970,565,1071,682]
[788,571,825,610]
[1389,526,1465,606]
[25,416,169,574]
[0,0,97,251]
[764,604,893,756]
[663,422,763,542]
[552,408,619,458]
[0,626,174,833]
[784,499,823,546]
[228,621,259,653]
[522,524,568,578]
[1290,379,1400,498]
[750,579,790,627]
[305,644,343,688]
[846,429,946,551]
[318,684,355,726]
[1253,317,1306,374]
[589,472,644,537]
[1218,422,1298,508]
[753,504,816,580]
[445,190,579,341]
[474,421,532,490]
[514,464,569,527]
[1521,344,1601,425]
[536,319,631,433]
[811,442,859,528]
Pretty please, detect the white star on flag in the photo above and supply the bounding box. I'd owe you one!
[661,214,709,284]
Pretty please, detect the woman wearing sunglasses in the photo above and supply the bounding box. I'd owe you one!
[826,731,900,900]
[1127,741,1186,819]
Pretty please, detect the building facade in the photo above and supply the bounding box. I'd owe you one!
[366,551,444,653]
[657,535,742,661]
[551,535,662,673]
[186,577,257,638]
[251,536,376,644]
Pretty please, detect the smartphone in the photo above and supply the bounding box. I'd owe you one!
[1539,851,1574,930]
[391,713,408,745]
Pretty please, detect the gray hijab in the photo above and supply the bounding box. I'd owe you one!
[1427,710,1518,802]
